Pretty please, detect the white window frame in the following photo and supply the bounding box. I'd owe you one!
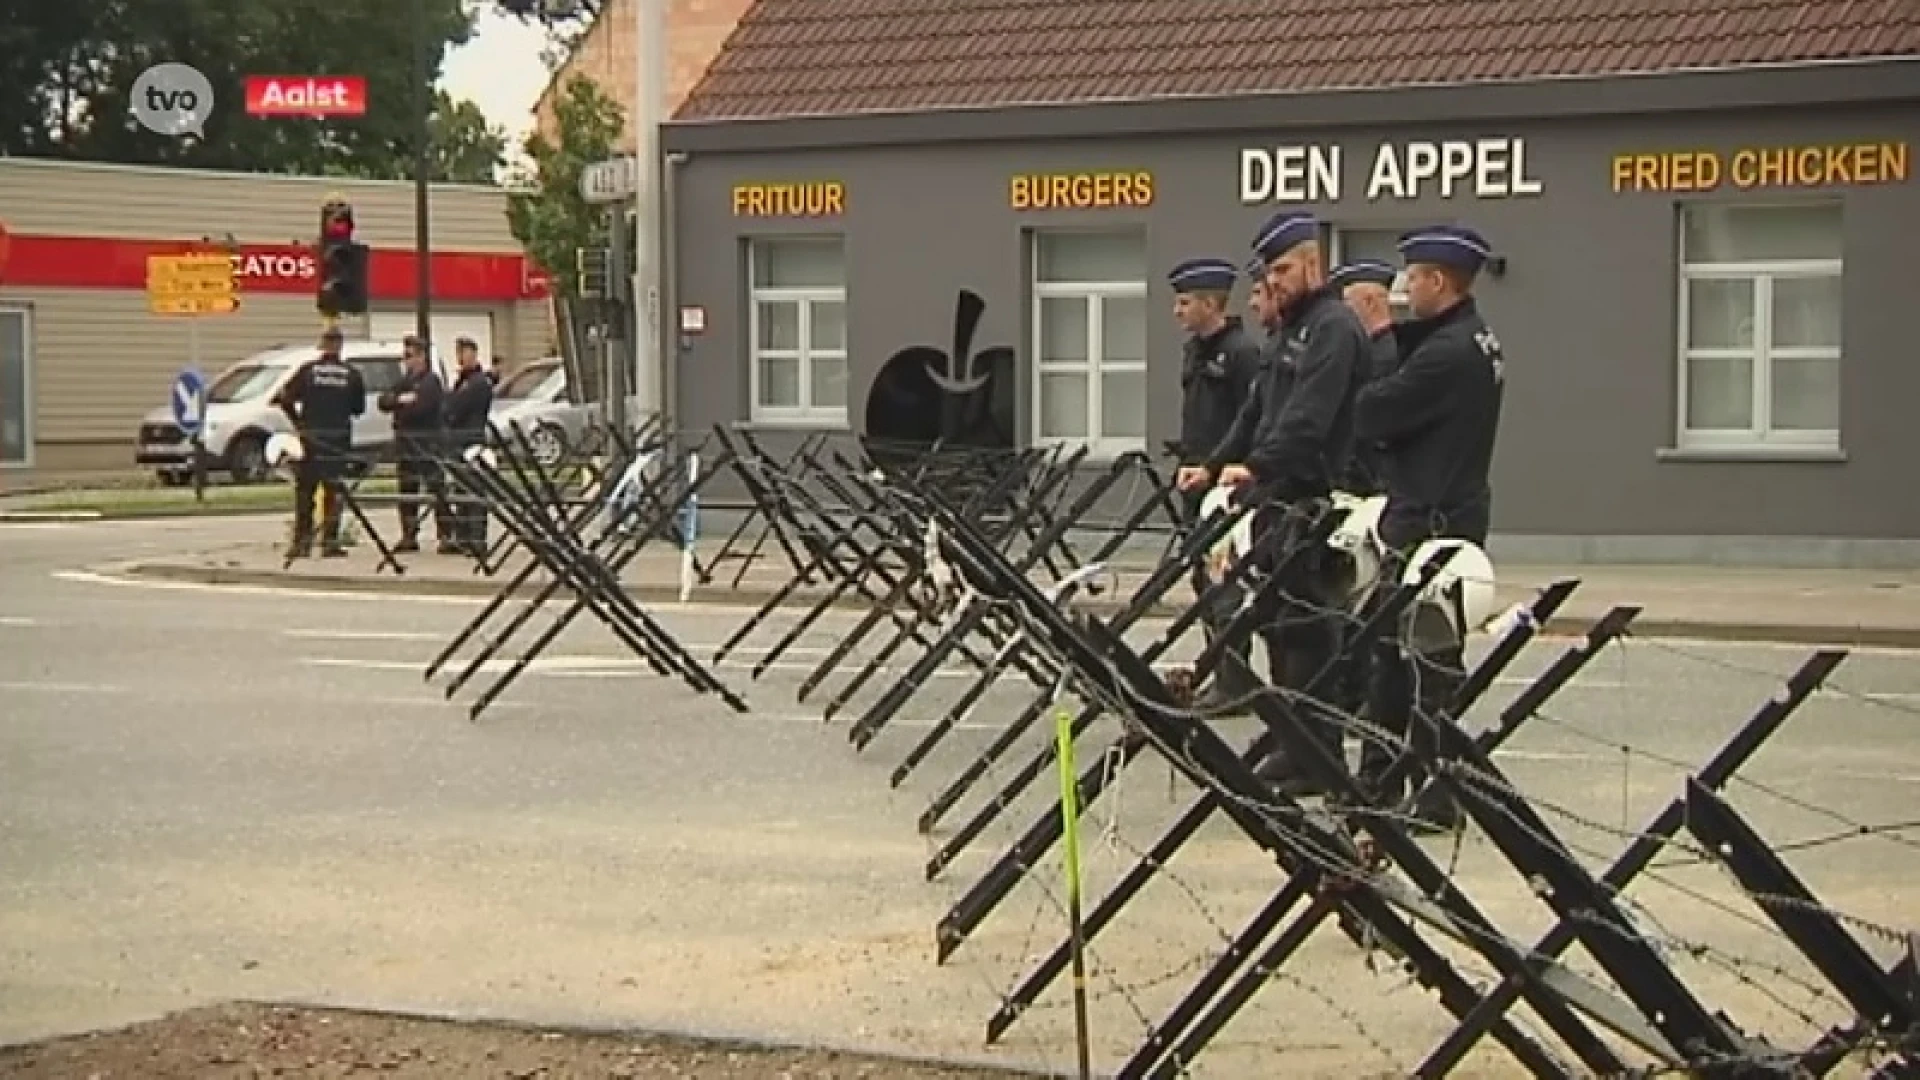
[747,239,848,428]
[1675,206,1842,453]
[1032,280,1148,459]
[0,304,33,469]
[1329,227,1412,316]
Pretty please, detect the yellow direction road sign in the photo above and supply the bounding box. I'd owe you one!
[147,253,238,316]
[149,294,240,315]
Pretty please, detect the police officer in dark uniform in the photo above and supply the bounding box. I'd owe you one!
[1327,260,1403,498]
[441,335,495,555]
[1354,225,1506,830]
[1181,211,1369,792]
[1166,257,1262,710]
[1323,260,1404,738]
[274,326,366,559]
[378,334,449,553]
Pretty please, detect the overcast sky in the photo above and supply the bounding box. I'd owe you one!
[439,5,558,169]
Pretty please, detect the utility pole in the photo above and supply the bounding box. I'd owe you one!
[633,0,665,424]
[412,0,433,353]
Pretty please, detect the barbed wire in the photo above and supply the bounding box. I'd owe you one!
[487,441,1920,1080]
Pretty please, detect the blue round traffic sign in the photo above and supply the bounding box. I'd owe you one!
[171,368,207,436]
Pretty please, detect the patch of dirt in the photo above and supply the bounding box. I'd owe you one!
[0,1003,1038,1079]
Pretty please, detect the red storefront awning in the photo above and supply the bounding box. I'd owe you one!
[0,231,550,303]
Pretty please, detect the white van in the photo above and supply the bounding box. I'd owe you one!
[134,340,439,485]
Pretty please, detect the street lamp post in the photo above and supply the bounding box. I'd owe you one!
[413,0,433,352]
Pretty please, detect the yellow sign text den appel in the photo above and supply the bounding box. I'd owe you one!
[1610,141,1909,194]
[730,182,844,217]
[1010,171,1154,211]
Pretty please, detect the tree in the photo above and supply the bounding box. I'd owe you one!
[494,0,602,69]
[505,75,626,297]
[6,0,506,183]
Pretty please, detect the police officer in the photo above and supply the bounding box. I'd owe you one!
[1327,260,1403,498]
[274,326,366,559]
[378,334,449,553]
[1324,260,1404,743]
[441,336,495,556]
[1166,257,1262,711]
[1180,211,1369,793]
[1354,225,1505,830]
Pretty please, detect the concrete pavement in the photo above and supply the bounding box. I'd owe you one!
[113,514,1920,648]
[4,515,1919,1077]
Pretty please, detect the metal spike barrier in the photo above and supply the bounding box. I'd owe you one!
[1036,584,1611,1062]
[427,426,744,720]
[406,419,1916,1077]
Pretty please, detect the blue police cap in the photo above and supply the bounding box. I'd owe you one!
[1328,260,1399,290]
[1397,225,1494,272]
[1168,258,1239,293]
[1251,211,1320,263]
[1244,255,1267,280]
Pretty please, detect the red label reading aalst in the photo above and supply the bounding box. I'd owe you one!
[244,76,368,117]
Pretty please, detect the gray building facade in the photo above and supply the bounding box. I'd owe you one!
[661,60,1920,566]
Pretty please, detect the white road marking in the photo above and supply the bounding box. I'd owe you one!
[1824,769,1920,783]
[1490,749,1605,762]
[0,681,128,694]
[304,652,983,680]
[51,568,483,606]
[0,616,38,627]
[283,628,444,642]
[305,657,454,673]
[0,522,76,531]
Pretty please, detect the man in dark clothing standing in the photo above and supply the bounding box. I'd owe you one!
[1178,211,1369,793]
[1354,224,1506,831]
[1166,257,1262,711]
[1327,260,1403,497]
[379,334,450,553]
[442,335,495,555]
[274,326,365,559]
[1325,260,1404,739]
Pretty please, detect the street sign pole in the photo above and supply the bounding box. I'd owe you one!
[188,318,206,502]
[606,210,630,437]
[149,253,235,505]
[581,156,639,439]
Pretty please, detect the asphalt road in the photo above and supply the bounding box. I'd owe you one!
[3,515,1917,1078]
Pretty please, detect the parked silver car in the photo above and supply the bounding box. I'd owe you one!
[489,358,640,467]
[135,341,429,485]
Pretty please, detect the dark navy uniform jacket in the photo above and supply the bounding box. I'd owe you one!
[275,353,365,459]
[442,366,495,446]
[1341,327,1401,496]
[1355,296,1505,547]
[1205,285,1367,503]
[1176,317,1261,464]
[382,366,446,457]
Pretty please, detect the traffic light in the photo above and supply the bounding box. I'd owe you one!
[316,196,369,317]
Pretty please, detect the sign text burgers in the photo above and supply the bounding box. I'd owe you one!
[1240,138,1544,203]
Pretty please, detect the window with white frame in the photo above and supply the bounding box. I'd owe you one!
[0,306,31,467]
[1678,202,1842,451]
[1032,230,1147,455]
[748,236,847,425]
[1330,227,1411,316]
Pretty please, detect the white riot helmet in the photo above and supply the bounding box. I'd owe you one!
[1199,486,1255,576]
[264,432,304,468]
[1401,537,1499,637]
[1327,492,1388,601]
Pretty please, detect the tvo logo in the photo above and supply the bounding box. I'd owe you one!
[131,63,215,137]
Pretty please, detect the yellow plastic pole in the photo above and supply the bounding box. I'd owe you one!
[1055,708,1094,1080]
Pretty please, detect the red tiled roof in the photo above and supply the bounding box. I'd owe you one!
[675,0,1920,122]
